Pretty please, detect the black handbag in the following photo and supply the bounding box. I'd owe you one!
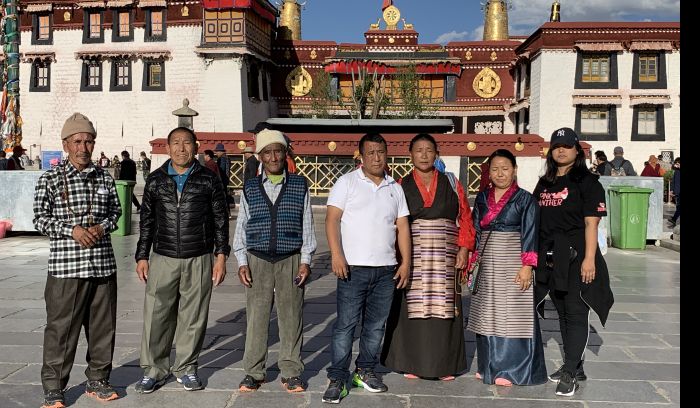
[466,230,494,295]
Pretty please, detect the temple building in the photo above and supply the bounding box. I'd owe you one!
[13,0,680,194]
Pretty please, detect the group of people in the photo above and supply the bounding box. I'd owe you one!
[34,112,614,408]
[0,145,36,170]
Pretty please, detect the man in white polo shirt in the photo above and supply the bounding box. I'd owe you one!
[322,133,411,404]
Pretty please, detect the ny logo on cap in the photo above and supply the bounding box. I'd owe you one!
[557,129,566,137]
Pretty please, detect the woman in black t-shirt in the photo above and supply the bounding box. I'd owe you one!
[533,127,614,397]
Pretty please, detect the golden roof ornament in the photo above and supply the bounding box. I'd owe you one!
[473,67,502,98]
[550,0,561,22]
[286,66,313,96]
[279,0,303,40]
[483,0,510,41]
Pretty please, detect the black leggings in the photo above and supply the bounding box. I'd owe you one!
[550,278,590,374]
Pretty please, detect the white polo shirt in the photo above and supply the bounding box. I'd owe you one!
[327,168,409,266]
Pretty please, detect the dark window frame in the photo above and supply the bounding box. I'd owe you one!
[261,68,269,101]
[444,75,457,102]
[83,10,104,43]
[631,105,665,141]
[111,9,134,42]
[142,60,166,91]
[31,13,53,45]
[632,52,667,89]
[574,105,618,141]
[575,52,618,89]
[247,63,260,100]
[80,59,103,91]
[30,60,51,92]
[144,8,167,42]
[110,58,132,91]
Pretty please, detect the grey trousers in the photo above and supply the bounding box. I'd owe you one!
[140,252,213,379]
[243,253,305,380]
[42,275,117,391]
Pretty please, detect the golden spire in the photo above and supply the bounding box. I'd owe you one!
[550,0,561,22]
[483,0,510,41]
[279,0,302,40]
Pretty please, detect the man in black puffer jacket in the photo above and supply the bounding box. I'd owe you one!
[134,127,230,394]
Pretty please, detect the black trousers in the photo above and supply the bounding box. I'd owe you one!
[550,272,590,375]
[41,274,117,391]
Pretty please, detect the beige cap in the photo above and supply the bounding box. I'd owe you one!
[255,129,287,154]
[61,112,96,140]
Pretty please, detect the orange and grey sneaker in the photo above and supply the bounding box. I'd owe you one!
[238,375,264,392]
[41,389,65,408]
[281,376,305,393]
[85,379,119,401]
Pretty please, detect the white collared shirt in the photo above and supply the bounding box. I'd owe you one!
[327,168,409,266]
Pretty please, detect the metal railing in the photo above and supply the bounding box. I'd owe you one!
[228,155,489,196]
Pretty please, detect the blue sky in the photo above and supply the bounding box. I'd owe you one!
[295,0,680,44]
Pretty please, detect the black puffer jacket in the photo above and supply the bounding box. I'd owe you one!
[136,159,230,260]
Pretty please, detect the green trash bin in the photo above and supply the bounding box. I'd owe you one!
[608,185,653,249]
[114,180,136,236]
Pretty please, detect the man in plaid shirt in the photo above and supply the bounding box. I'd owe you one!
[33,113,122,408]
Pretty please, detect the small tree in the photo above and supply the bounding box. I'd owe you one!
[393,64,437,119]
[308,70,336,119]
[342,67,389,119]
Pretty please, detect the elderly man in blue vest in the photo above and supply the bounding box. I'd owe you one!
[233,129,317,393]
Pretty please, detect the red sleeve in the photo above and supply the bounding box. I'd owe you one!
[456,181,475,250]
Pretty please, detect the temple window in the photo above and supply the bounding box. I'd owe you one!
[112,10,133,41]
[581,55,609,82]
[81,60,103,91]
[143,60,166,91]
[632,52,666,89]
[575,105,618,141]
[32,14,52,45]
[146,9,167,41]
[632,105,665,141]
[111,59,131,91]
[30,61,51,92]
[83,11,104,43]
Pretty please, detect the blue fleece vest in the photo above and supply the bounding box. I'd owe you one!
[244,173,307,261]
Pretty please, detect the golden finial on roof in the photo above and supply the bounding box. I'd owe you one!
[550,0,561,22]
[483,0,510,41]
[279,0,302,40]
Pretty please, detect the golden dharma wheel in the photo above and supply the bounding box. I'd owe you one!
[514,141,525,151]
[467,142,477,151]
[328,141,337,152]
[237,141,247,150]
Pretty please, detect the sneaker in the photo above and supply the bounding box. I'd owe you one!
[548,365,587,382]
[555,371,579,397]
[134,376,167,394]
[238,375,264,392]
[85,379,119,401]
[281,376,305,393]
[41,389,65,408]
[351,368,388,393]
[322,378,348,404]
[177,373,204,391]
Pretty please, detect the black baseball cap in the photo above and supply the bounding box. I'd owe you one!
[550,127,579,148]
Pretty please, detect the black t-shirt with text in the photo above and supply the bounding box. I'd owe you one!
[534,172,607,237]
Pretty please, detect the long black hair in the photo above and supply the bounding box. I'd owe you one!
[541,143,592,185]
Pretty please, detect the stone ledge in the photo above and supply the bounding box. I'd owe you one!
[660,239,680,252]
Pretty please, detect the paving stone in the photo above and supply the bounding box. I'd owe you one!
[651,381,681,404]
[582,362,679,381]
[409,396,584,407]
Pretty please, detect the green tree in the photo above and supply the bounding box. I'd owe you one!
[392,64,437,119]
[308,70,336,119]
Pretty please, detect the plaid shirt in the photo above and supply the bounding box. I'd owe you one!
[33,161,122,278]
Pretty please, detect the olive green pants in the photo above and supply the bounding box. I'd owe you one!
[243,253,305,380]
[140,253,213,379]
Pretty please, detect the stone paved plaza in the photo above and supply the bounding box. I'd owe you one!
[0,208,680,408]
